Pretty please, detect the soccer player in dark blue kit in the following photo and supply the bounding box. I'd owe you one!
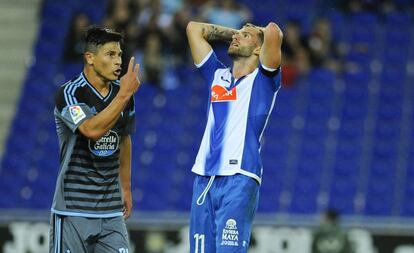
[50,27,140,253]
[186,20,283,252]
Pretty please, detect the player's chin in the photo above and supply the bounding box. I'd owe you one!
[227,48,236,56]
[107,73,120,81]
[228,50,240,59]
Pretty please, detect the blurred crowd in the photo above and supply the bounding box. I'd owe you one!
[63,0,254,90]
[61,0,411,89]
[338,0,414,14]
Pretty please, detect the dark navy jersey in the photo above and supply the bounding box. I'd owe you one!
[51,72,135,218]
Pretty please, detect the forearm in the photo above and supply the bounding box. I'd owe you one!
[189,21,237,43]
[187,21,237,64]
[202,23,237,43]
[260,22,283,68]
[119,136,132,192]
[119,165,131,192]
[80,93,131,140]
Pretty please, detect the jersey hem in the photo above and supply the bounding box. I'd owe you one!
[51,208,123,218]
[191,168,262,184]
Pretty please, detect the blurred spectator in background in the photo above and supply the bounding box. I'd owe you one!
[312,209,354,253]
[63,13,91,63]
[304,17,342,72]
[135,13,168,89]
[104,0,135,74]
[337,0,400,14]
[167,7,191,65]
[160,0,184,24]
[201,0,252,29]
[104,0,132,31]
[281,20,310,86]
[135,0,172,29]
[142,33,165,89]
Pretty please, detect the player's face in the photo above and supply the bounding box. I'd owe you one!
[228,26,261,58]
[92,42,122,81]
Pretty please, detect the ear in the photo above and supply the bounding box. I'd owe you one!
[84,52,94,65]
[253,46,261,57]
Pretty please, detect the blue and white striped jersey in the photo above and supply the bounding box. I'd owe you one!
[191,50,281,183]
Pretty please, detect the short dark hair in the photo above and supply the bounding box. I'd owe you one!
[84,26,123,53]
[243,23,264,45]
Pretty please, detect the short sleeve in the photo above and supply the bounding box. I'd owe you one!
[55,87,94,133]
[57,104,94,133]
[258,63,282,91]
[196,50,226,85]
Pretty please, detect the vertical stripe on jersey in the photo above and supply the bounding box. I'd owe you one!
[205,101,229,173]
[241,72,278,175]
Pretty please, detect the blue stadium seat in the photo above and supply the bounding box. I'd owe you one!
[365,178,394,216]
[329,178,357,214]
[3,0,414,218]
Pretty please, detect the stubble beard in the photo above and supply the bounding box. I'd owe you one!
[227,45,253,59]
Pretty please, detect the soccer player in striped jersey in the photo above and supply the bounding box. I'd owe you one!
[186,21,283,252]
[50,26,140,253]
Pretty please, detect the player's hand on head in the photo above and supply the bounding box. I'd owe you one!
[120,57,141,96]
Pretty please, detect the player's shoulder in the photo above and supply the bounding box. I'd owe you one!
[55,74,87,105]
[57,74,84,91]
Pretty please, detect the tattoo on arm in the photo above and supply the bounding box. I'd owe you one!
[202,25,236,43]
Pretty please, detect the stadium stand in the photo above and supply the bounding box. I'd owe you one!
[1,0,414,223]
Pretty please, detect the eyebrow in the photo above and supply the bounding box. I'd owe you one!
[241,31,252,36]
[106,49,123,54]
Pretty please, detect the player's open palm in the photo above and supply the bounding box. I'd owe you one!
[120,57,141,96]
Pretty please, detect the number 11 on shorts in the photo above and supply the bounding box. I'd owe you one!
[194,233,205,253]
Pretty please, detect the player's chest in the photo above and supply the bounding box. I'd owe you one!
[210,75,253,103]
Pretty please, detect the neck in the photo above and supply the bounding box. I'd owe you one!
[231,57,258,79]
[83,66,110,94]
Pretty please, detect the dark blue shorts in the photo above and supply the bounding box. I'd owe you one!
[190,174,260,253]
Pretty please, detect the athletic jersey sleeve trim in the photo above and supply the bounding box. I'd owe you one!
[262,64,278,72]
[195,50,214,68]
[191,169,262,184]
[259,63,280,77]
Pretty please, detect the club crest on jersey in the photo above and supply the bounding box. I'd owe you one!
[211,85,237,102]
[69,105,86,124]
[89,130,119,157]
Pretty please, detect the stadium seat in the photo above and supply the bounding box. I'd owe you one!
[2,0,414,220]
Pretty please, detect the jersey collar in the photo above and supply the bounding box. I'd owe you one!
[81,72,113,102]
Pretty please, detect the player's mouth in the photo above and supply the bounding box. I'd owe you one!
[114,69,121,76]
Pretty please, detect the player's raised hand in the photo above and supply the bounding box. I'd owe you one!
[120,57,141,96]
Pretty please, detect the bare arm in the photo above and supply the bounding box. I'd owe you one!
[119,135,132,219]
[78,58,140,140]
[186,21,237,64]
[260,22,283,69]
